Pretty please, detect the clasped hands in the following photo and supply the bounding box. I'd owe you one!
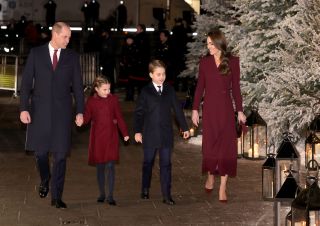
[75,113,84,126]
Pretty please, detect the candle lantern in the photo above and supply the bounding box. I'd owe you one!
[305,133,320,169]
[237,133,243,158]
[262,153,276,200]
[243,109,267,159]
[274,164,300,226]
[275,132,300,192]
[189,125,198,137]
[291,161,320,226]
[275,166,300,202]
[309,114,320,139]
[286,210,292,226]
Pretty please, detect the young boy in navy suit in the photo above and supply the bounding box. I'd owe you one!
[134,60,190,205]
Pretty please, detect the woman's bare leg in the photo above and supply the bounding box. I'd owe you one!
[205,171,214,189]
[219,175,228,201]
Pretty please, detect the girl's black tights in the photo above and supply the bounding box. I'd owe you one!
[96,161,115,199]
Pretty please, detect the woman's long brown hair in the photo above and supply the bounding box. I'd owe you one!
[207,30,230,76]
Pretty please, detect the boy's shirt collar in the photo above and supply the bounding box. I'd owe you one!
[152,82,163,91]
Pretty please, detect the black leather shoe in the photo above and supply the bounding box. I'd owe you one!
[140,189,149,199]
[97,196,105,203]
[51,199,67,209]
[39,184,49,198]
[107,198,116,206]
[162,198,175,205]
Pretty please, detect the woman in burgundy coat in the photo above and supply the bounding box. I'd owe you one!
[192,30,246,202]
[82,77,129,205]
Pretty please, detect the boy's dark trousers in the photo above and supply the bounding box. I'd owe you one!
[142,147,172,199]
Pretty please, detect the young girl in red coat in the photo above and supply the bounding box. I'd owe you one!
[82,76,129,206]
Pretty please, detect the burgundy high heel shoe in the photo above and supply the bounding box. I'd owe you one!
[219,190,227,203]
[204,181,214,193]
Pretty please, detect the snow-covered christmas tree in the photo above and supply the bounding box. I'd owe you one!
[259,0,320,149]
[181,0,240,78]
[235,0,296,106]
[184,0,319,151]
[182,0,241,145]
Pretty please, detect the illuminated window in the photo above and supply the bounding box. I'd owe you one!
[184,0,200,14]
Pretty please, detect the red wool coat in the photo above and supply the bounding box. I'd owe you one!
[83,94,129,165]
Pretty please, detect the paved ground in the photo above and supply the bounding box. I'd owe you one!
[0,90,275,226]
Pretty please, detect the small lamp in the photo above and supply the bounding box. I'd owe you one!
[237,133,243,158]
[305,133,320,169]
[286,210,292,226]
[309,114,320,139]
[291,161,320,226]
[262,153,276,200]
[275,132,300,191]
[243,108,267,159]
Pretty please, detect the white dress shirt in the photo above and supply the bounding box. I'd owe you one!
[48,42,61,63]
[152,82,162,93]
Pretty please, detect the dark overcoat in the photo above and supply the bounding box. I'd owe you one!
[20,44,84,153]
[134,82,189,149]
[83,94,129,165]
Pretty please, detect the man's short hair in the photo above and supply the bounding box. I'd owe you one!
[52,22,70,34]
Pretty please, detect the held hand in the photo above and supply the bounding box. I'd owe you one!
[20,111,31,124]
[135,133,143,143]
[182,131,190,139]
[191,110,199,127]
[124,136,129,141]
[75,113,84,127]
[238,111,246,124]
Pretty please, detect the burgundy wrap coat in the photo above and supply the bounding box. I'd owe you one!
[192,55,244,177]
[83,94,129,165]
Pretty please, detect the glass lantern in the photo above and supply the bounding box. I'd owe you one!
[286,210,292,226]
[243,109,267,159]
[275,133,300,192]
[274,164,300,226]
[237,133,243,158]
[305,133,320,168]
[309,114,320,139]
[262,153,276,200]
[291,181,320,226]
[275,170,300,201]
[189,125,198,137]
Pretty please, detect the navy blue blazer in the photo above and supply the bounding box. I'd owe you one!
[134,82,189,149]
[20,44,84,153]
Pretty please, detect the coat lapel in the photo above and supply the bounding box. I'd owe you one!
[57,49,66,69]
[43,45,53,70]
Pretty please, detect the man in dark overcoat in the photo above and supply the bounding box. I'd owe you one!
[19,22,84,209]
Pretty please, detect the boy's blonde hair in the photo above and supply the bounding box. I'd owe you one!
[148,60,166,73]
[90,76,110,96]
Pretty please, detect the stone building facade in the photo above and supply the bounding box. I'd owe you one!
[0,0,195,29]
